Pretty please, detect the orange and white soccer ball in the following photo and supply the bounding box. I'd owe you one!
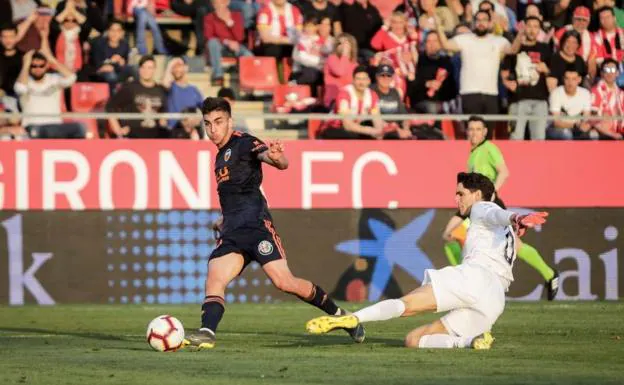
[146,315,185,352]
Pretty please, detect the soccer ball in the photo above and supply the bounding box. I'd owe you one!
[146,315,185,352]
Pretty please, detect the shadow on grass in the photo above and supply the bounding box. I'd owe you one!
[0,327,134,342]
[223,330,403,348]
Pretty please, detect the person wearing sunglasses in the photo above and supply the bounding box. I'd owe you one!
[590,58,624,140]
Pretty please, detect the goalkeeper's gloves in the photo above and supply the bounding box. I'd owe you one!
[511,212,548,237]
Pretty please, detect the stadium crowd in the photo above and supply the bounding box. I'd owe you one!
[0,0,623,139]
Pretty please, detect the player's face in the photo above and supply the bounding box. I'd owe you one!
[353,72,370,92]
[0,29,17,51]
[467,121,487,146]
[203,110,233,147]
[456,183,480,216]
[525,19,540,41]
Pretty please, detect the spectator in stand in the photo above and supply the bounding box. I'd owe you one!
[549,0,593,29]
[590,58,623,140]
[170,0,210,53]
[299,0,341,34]
[515,3,553,44]
[371,64,412,139]
[53,0,105,45]
[12,2,51,53]
[548,69,592,139]
[554,6,594,62]
[323,32,358,108]
[14,48,85,138]
[501,16,552,140]
[437,10,520,131]
[0,96,25,139]
[320,65,384,139]
[0,25,25,99]
[106,55,169,138]
[547,30,588,90]
[476,0,511,37]
[591,6,624,64]
[371,11,419,77]
[170,106,202,139]
[87,19,130,92]
[256,0,303,60]
[318,15,335,56]
[53,3,85,74]
[162,57,203,129]
[338,0,382,61]
[204,0,251,85]
[416,0,460,33]
[127,0,169,55]
[291,16,324,95]
[407,30,457,114]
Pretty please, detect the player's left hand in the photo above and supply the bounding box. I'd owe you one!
[267,140,285,161]
[512,212,548,237]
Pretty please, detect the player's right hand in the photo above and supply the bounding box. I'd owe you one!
[512,212,548,237]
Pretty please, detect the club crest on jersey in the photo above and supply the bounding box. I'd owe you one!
[224,148,232,162]
[258,240,274,256]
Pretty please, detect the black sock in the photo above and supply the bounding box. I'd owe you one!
[201,295,225,332]
[299,284,339,315]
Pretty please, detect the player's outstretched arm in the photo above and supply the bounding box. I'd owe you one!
[258,140,289,170]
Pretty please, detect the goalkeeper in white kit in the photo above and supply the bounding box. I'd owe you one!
[306,172,548,349]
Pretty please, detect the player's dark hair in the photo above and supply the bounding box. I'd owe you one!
[217,87,236,100]
[524,16,543,28]
[467,115,486,127]
[457,172,495,202]
[475,10,492,21]
[0,24,18,34]
[560,30,580,48]
[201,97,232,117]
[563,66,579,77]
[353,65,369,77]
[601,58,619,72]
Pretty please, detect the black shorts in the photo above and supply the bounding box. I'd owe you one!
[209,219,286,268]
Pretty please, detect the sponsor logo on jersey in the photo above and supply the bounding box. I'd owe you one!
[258,240,274,256]
[224,148,231,162]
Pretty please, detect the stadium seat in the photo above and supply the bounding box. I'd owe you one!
[441,120,456,140]
[307,120,322,139]
[271,84,311,112]
[71,83,110,112]
[281,57,292,84]
[239,57,279,93]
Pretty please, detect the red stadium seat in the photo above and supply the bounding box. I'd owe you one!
[307,120,323,139]
[239,56,279,92]
[281,57,292,84]
[441,120,456,140]
[271,84,311,111]
[71,83,110,112]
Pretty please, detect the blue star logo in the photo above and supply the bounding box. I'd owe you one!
[335,210,436,301]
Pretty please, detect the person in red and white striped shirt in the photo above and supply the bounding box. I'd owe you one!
[591,58,624,140]
[371,11,419,80]
[320,65,384,139]
[291,16,324,93]
[256,0,303,60]
[591,7,624,65]
[554,6,593,63]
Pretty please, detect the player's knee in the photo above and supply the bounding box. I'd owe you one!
[206,278,228,293]
[404,331,423,348]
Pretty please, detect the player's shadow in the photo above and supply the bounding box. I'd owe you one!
[0,327,134,342]
[230,330,403,348]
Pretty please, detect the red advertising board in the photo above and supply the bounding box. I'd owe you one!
[0,140,621,210]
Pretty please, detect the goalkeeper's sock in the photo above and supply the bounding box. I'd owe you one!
[417,334,472,349]
[201,295,225,332]
[518,243,555,281]
[444,241,463,266]
[298,284,340,315]
[353,299,405,323]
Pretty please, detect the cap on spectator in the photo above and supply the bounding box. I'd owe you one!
[376,64,395,76]
[573,6,590,20]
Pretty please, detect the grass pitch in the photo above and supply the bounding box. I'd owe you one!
[1,302,622,385]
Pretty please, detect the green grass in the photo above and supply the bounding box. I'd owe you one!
[1,302,622,385]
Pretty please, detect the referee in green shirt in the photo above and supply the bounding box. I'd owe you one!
[442,116,559,300]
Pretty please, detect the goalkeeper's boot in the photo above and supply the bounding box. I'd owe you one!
[306,314,359,335]
[336,308,365,343]
[184,328,216,350]
[546,270,560,301]
[471,332,495,350]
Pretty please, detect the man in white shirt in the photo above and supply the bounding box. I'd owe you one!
[306,172,548,350]
[14,49,84,138]
[547,69,592,140]
[436,10,521,134]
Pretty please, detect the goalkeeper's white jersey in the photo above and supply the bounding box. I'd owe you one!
[462,201,518,286]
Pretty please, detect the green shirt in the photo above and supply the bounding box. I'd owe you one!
[467,140,505,183]
[616,7,624,29]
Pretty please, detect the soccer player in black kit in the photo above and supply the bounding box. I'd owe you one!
[184,97,364,349]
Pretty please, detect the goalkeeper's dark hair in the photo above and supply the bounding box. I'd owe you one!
[201,97,231,117]
[457,172,495,202]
